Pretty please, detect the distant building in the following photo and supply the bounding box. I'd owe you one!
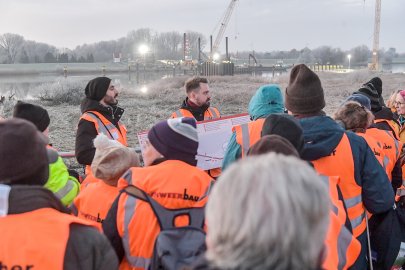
[113,53,122,63]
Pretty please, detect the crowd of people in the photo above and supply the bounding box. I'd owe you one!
[1,64,405,270]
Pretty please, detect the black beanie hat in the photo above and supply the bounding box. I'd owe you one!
[366,77,383,96]
[85,77,111,101]
[13,101,50,132]
[148,117,199,166]
[285,64,325,114]
[0,118,49,186]
[354,85,382,113]
[261,114,304,154]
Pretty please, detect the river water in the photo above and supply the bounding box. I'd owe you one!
[0,63,404,99]
[0,71,175,99]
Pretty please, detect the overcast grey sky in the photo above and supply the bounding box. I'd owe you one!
[1,0,404,53]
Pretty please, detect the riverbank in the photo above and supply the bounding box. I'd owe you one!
[1,71,404,153]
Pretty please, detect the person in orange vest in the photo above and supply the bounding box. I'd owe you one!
[285,64,394,270]
[354,77,401,140]
[199,153,330,269]
[335,97,403,185]
[75,77,127,185]
[12,101,80,206]
[222,84,285,170]
[394,90,405,143]
[71,134,140,230]
[0,118,118,270]
[102,117,214,269]
[170,77,220,121]
[248,132,361,270]
[171,76,221,178]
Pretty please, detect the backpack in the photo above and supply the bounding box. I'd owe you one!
[125,185,207,270]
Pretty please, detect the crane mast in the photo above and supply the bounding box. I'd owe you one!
[211,0,238,58]
[370,0,381,70]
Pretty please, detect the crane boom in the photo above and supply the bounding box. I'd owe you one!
[370,0,381,70]
[212,0,238,57]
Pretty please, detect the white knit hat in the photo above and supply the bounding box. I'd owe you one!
[91,134,140,185]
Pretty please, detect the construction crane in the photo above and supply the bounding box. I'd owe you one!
[370,0,381,70]
[211,0,238,58]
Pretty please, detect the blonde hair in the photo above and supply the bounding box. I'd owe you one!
[387,90,401,112]
[206,153,329,270]
[334,101,375,132]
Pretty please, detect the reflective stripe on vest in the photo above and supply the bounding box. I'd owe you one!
[80,111,127,146]
[312,133,366,238]
[320,175,361,270]
[234,118,265,157]
[206,107,219,119]
[365,127,403,181]
[54,179,76,200]
[122,195,151,269]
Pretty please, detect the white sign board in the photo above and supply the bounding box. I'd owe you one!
[137,113,251,170]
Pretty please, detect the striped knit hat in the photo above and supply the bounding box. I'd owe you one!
[148,117,199,166]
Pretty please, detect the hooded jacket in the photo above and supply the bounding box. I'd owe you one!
[222,85,284,170]
[0,185,118,270]
[299,115,394,269]
[75,98,125,165]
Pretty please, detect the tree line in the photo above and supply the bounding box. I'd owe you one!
[0,29,403,66]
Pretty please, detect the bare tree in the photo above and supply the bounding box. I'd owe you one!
[0,33,24,63]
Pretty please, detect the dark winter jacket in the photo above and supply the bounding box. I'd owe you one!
[2,185,118,270]
[374,106,400,134]
[75,98,125,165]
[180,98,211,121]
[299,115,395,270]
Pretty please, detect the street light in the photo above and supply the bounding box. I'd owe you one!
[347,54,352,70]
[213,53,220,62]
[138,44,149,55]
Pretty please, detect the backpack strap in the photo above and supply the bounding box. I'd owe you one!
[124,185,205,230]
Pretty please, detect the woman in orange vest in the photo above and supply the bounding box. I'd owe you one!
[0,119,118,270]
[222,84,285,170]
[335,97,403,184]
[394,90,405,143]
[103,117,214,270]
[71,134,140,230]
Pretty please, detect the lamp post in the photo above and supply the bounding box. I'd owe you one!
[347,54,352,70]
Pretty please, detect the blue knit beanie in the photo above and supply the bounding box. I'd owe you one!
[342,94,371,110]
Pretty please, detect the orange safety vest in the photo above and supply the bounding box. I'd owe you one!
[312,133,366,238]
[0,207,95,269]
[356,132,385,168]
[116,160,214,270]
[320,176,361,270]
[365,127,403,181]
[80,110,127,176]
[234,118,265,157]
[171,107,220,120]
[374,119,400,141]
[71,180,119,230]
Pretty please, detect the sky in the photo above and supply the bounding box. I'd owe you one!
[1,0,404,53]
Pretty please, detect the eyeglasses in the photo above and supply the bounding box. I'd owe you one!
[394,101,405,106]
